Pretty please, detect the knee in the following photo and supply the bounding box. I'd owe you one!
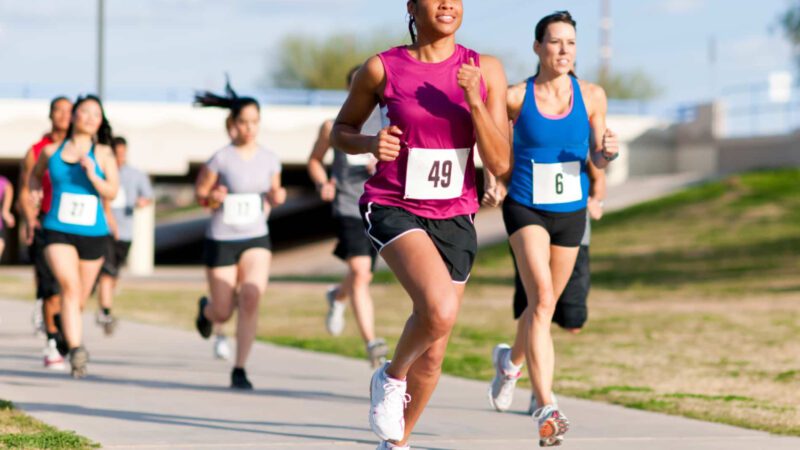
[237,285,261,315]
[419,295,459,339]
[351,268,373,287]
[532,290,556,320]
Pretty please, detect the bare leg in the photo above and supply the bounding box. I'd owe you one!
[233,248,270,369]
[203,266,237,324]
[346,255,376,343]
[510,226,579,408]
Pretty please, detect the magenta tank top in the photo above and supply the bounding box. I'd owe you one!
[360,45,487,219]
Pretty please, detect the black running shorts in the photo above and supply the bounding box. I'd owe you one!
[203,234,272,268]
[100,237,132,277]
[512,244,590,329]
[360,202,477,283]
[502,197,586,248]
[30,225,60,299]
[44,229,107,261]
[333,216,377,264]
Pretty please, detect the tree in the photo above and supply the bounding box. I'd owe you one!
[779,1,800,66]
[596,69,662,100]
[269,32,402,90]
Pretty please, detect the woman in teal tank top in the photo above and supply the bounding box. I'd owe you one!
[30,95,119,379]
[484,12,619,447]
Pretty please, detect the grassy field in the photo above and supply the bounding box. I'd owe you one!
[0,400,96,449]
[2,169,798,436]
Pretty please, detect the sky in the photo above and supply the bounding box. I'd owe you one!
[0,0,794,105]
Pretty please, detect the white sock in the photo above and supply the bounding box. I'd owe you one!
[502,351,522,373]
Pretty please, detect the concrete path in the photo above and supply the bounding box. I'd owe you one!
[1,298,798,450]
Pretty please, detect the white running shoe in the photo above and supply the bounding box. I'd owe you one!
[376,441,410,450]
[488,343,522,412]
[31,299,44,336]
[369,362,409,442]
[214,335,231,360]
[325,286,346,336]
[43,339,65,371]
[533,404,569,447]
[529,392,558,416]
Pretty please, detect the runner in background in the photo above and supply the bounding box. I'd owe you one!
[94,136,153,335]
[0,175,15,260]
[307,65,388,368]
[18,96,72,370]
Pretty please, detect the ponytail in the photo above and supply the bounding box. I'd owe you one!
[408,0,417,43]
[193,75,259,121]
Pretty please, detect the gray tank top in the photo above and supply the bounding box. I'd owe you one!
[331,107,386,218]
[205,145,282,241]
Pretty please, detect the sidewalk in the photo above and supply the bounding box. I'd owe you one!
[1,298,798,449]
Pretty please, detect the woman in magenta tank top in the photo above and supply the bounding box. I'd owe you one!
[485,12,619,447]
[331,1,510,448]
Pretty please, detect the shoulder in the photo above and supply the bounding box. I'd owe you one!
[508,81,528,102]
[94,144,114,159]
[577,80,607,111]
[41,142,59,157]
[361,55,387,84]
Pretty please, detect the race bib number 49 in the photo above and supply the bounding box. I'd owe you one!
[404,147,469,200]
[223,194,263,226]
[532,160,583,205]
[57,193,98,226]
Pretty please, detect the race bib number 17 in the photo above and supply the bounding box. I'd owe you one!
[404,148,469,200]
[223,194,263,226]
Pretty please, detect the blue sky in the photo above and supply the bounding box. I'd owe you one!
[0,0,793,105]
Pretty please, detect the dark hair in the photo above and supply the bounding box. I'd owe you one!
[111,136,127,150]
[346,65,361,87]
[535,10,576,43]
[408,0,418,44]
[194,75,259,121]
[49,96,71,116]
[66,94,113,146]
[534,11,578,78]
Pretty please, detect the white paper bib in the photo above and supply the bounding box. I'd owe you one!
[222,194,263,226]
[57,193,98,226]
[532,160,583,205]
[404,148,469,200]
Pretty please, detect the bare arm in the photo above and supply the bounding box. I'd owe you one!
[460,55,511,178]
[2,182,14,228]
[587,159,606,201]
[17,147,38,222]
[267,172,286,207]
[307,120,336,201]
[584,83,619,170]
[86,145,119,199]
[103,198,118,239]
[195,165,223,208]
[331,57,403,161]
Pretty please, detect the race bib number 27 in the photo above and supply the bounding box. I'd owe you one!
[57,193,98,226]
[404,147,469,200]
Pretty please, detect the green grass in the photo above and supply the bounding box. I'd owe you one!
[4,169,798,438]
[0,400,97,450]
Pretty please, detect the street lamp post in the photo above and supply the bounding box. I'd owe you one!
[97,0,105,99]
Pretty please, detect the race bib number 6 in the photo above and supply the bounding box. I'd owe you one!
[532,160,583,205]
[223,193,263,226]
[404,147,469,200]
[57,193,98,226]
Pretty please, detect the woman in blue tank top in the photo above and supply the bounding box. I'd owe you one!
[31,95,119,378]
[485,11,619,447]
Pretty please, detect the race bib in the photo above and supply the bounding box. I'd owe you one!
[57,193,98,226]
[222,193,263,226]
[345,152,373,167]
[110,186,127,209]
[532,160,582,205]
[404,148,469,200]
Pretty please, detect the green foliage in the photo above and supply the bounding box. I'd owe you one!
[270,31,403,89]
[597,69,662,100]
[779,1,800,64]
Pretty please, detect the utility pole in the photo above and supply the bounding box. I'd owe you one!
[599,0,612,82]
[97,0,105,99]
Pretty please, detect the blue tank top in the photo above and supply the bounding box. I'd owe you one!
[507,76,590,213]
[43,140,109,236]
